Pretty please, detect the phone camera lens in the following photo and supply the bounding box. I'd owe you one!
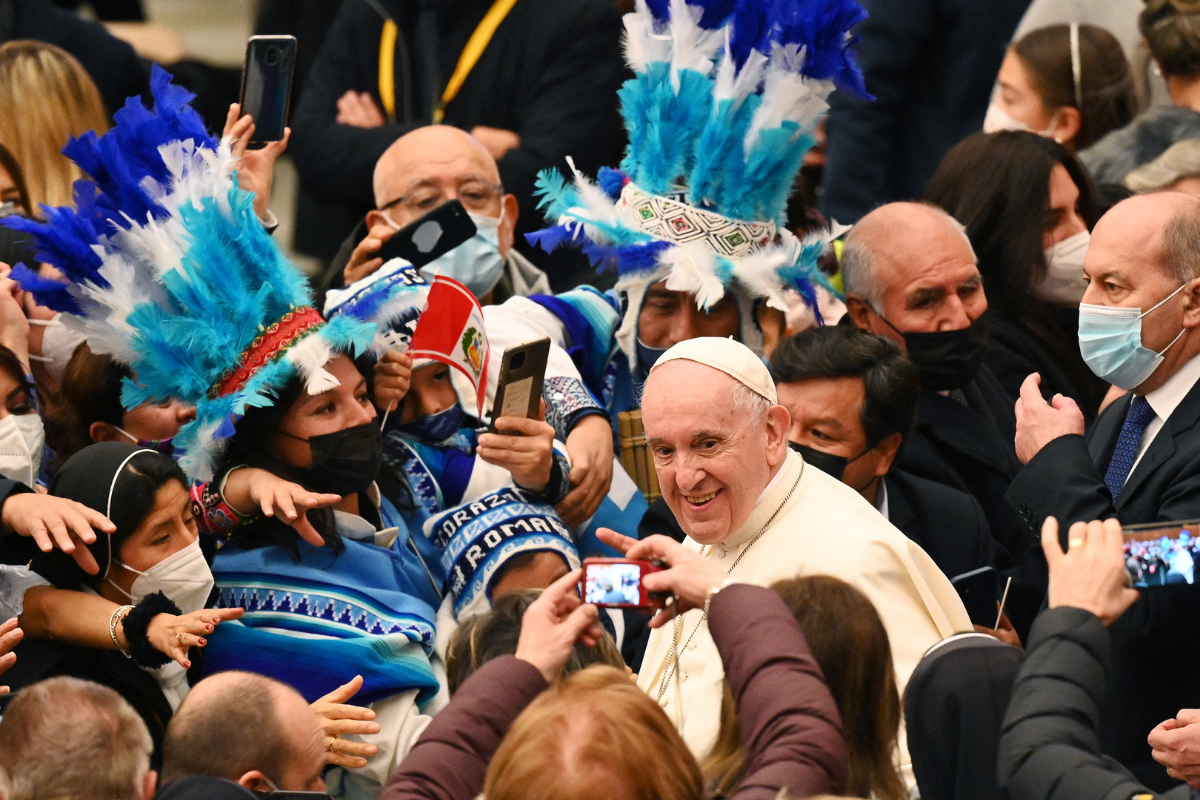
[511,352,526,370]
[266,46,279,65]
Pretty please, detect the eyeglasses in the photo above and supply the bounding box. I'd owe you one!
[380,180,504,219]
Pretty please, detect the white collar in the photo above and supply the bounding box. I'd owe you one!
[875,479,889,519]
[755,459,788,505]
[1144,352,1200,422]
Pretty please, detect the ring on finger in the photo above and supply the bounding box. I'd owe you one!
[328,734,339,752]
[1068,538,1085,548]
[175,632,185,645]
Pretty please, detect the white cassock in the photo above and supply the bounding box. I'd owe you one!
[636,448,972,772]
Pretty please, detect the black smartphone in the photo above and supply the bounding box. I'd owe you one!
[582,557,669,608]
[1121,520,1199,587]
[951,566,999,627]
[489,337,551,434]
[238,35,297,145]
[376,199,477,269]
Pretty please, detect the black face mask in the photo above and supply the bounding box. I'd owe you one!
[877,311,989,391]
[286,422,383,496]
[789,441,853,481]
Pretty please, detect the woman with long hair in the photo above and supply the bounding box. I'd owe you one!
[924,130,1107,419]
[0,41,108,211]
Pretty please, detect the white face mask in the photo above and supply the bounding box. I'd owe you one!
[983,102,1061,139]
[28,313,85,385]
[0,412,44,487]
[108,538,214,614]
[387,210,506,299]
[1038,230,1091,307]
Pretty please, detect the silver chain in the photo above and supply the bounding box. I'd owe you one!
[654,462,804,702]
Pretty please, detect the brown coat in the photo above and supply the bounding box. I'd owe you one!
[380,583,847,800]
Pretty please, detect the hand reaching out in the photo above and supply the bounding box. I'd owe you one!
[514,570,602,683]
[597,529,730,628]
[223,103,290,222]
[2,492,115,575]
[222,468,341,547]
[312,675,381,768]
[0,617,23,693]
[144,607,244,669]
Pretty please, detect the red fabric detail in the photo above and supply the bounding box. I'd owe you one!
[214,306,324,398]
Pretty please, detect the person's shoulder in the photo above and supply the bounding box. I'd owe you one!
[888,469,984,517]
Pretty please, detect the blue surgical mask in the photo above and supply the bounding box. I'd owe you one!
[636,338,670,374]
[395,402,468,443]
[1078,281,1192,390]
[387,211,505,300]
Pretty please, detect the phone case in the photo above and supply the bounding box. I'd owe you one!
[376,200,477,269]
[239,35,297,144]
[490,338,550,432]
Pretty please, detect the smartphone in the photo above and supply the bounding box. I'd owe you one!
[582,557,668,608]
[238,35,297,145]
[1121,520,1199,587]
[376,200,477,269]
[951,566,999,627]
[489,337,551,433]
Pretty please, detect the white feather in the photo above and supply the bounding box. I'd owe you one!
[668,0,723,88]
[712,46,767,110]
[560,156,623,244]
[744,46,831,152]
[623,2,670,71]
[732,244,792,310]
[660,244,726,309]
[284,334,340,395]
[177,416,224,483]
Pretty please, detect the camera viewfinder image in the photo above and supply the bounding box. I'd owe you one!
[585,563,641,605]
[1124,527,1196,587]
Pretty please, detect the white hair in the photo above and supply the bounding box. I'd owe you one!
[729,380,772,424]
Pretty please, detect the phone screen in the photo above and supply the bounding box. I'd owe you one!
[584,562,643,606]
[1123,522,1198,587]
[240,36,296,144]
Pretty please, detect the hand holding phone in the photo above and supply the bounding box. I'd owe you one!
[239,36,296,145]
[582,558,669,608]
[951,566,999,628]
[490,337,550,434]
[376,200,477,269]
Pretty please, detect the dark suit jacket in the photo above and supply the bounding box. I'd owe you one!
[884,469,994,581]
[895,366,1043,639]
[1007,377,1200,790]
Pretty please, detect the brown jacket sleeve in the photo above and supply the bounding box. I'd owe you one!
[708,583,848,799]
[380,656,548,800]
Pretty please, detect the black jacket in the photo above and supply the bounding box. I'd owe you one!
[1006,378,1200,789]
[288,0,626,288]
[0,0,148,116]
[883,468,995,581]
[984,309,1107,423]
[819,0,1030,223]
[905,632,1024,800]
[998,606,1197,800]
[894,366,1044,638]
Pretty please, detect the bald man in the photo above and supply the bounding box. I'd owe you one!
[840,202,1035,634]
[158,672,327,795]
[318,126,550,306]
[1006,192,1200,789]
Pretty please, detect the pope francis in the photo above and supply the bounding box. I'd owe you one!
[600,337,972,771]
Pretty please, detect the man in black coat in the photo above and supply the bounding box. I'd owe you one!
[769,325,997,586]
[287,0,626,290]
[0,0,148,115]
[1008,192,1200,791]
[819,0,1030,224]
[840,202,1041,637]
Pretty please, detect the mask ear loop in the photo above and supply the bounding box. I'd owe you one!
[103,448,157,581]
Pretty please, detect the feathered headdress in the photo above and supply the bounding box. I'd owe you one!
[528,0,868,361]
[4,67,374,481]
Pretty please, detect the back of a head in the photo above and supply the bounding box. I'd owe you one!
[771,576,905,800]
[160,672,290,786]
[0,41,109,209]
[769,326,919,445]
[1011,24,1134,150]
[1142,0,1200,80]
[0,676,152,800]
[55,344,129,466]
[924,131,1096,314]
[445,590,625,694]
[484,665,704,800]
[1159,191,1200,283]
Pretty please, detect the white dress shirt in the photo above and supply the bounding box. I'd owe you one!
[1132,353,1200,472]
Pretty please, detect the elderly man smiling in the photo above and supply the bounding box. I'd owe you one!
[600,337,971,769]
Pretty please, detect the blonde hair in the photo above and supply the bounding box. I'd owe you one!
[484,665,704,800]
[0,41,108,212]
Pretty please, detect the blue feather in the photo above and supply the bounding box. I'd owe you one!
[596,167,627,200]
[9,263,79,314]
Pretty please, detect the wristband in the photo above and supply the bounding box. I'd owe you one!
[703,578,738,618]
[109,604,133,658]
[121,591,182,669]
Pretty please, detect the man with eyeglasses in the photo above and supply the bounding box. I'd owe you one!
[318,125,550,307]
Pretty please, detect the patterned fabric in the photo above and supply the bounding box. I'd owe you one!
[618,181,775,258]
[543,376,605,442]
[1104,396,1156,500]
[190,479,250,538]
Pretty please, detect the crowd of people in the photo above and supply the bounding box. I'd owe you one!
[2,0,1200,799]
